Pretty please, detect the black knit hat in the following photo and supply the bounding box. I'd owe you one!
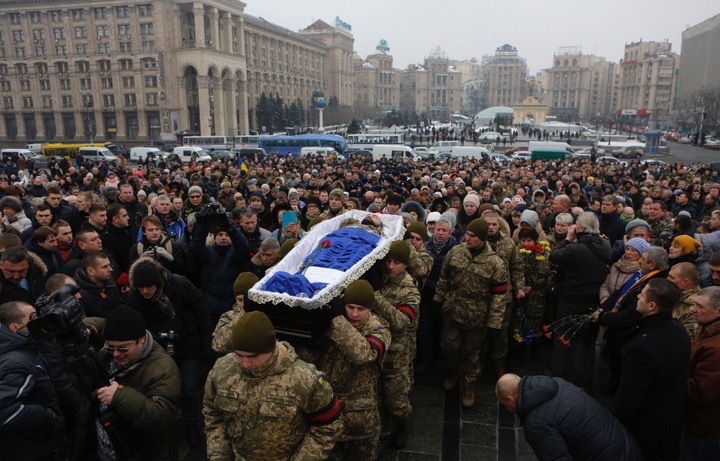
[104,305,146,341]
[132,260,164,289]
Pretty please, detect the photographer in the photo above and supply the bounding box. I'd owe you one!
[129,215,186,276]
[126,258,212,448]
[191,203,251,325]
[97,305,181,460]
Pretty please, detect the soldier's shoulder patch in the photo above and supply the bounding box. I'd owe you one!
[315,373,326,384]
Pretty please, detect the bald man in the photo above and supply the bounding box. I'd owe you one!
[496,374,642,461]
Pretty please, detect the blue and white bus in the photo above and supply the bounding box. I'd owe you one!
[182,135,259,150]
[345,132,405,150]
[258,134,347,158]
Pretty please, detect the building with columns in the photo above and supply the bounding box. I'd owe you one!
[353,51,399,117]
[480,44,528,108]
[398,48,462,120]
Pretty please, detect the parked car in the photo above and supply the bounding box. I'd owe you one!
[641,159,669,167]
[703,138,720,150]
[511,151,531,162]
[211,149,234,160]
[678,135,693,144]
[614,145,645,159]
[490,153,510,163]
[479,131,505,142]
[596,156,627,166]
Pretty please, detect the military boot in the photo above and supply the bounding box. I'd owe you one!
[443,372,460,391]
[393,423,408,449]
[461,380,475,409]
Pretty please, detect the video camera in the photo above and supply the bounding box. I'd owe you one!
[155,330,177,356]
[28,285,86,345]
[195,202,231,234]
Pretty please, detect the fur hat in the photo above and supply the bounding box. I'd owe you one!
[343,280,375,309]
[103,305,146,341]
[232,272,259,298]
[131,260,164,289]
[230,311,276,353]
[0,196,23,213]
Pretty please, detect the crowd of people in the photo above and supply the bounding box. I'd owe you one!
[1,147,719,461]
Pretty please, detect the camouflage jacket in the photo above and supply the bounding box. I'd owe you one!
[374,271,420,363]
[211,305,245,354]
[674,286,699,340]
[649,216,674,248]
[305,314,390,441]
[405,239,432,287]
[433,242,509,329]
[487,232,526,297]
[203,342,342,461]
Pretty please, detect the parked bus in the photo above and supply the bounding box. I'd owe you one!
[182,135,260,150]
[346,132,405,149]
[42,142,116,159]
[258,134,347,158]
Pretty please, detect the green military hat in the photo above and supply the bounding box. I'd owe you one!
[466,218,489,240]
[230,311,276,353]
[385,240,410,265]
[308,216,325,230]
[279,238,299,258]
[343,280,375,309]
[233,272,259,297]
[406,221,428,242]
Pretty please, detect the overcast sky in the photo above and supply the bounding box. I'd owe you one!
[244,1,718,74]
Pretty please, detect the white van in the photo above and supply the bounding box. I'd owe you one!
[130,147,165,163]
[432,140,460,154]
[371,144,421,162]
[78,146,118,164]
[25,143,46,153]
[1,148,48,168]
[299,147,342,159]
[172,146,212,163]
[448,146,490,161]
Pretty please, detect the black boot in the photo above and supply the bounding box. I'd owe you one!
[393,423,408,449]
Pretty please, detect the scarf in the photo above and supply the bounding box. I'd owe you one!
[152,288,176,319]
[612,269,662,312]
[614,257,641,274]
[429,236,449,254]
[110,331,154,378]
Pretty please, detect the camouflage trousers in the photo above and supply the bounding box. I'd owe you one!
[441,318,488,383]
[487,302,512,361]
[381,354,412,422]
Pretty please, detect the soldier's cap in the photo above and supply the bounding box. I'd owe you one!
[385,240,410,265]
[231,311,276,353]
[343,280,374,309]
[279,238,299,258]
[233,272,259,298]
[329,188,345,200]
[466,218,489,240]
[407,221,428,242]
[308,216,326,230]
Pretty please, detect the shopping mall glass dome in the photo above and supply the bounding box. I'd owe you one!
[473,106,514,127]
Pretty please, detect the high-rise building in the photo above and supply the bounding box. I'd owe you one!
[398,48,462,120]
[353,52,398,117]
[678,13,720,103]
[480,44,528,108]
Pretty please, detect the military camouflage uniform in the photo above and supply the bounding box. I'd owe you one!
[434,242,509,383]
[649,215,674,248]
[318,207,347,221]
[374,271,420,425]
[303,314,391,461]
[674,286,699,340]
[406,239,432,288]
[485,233,526,362]
[203,341,343,461]
[211,305,245,354]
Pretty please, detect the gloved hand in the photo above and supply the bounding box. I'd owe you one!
[154,247,174,261]
[140,250,156,259]
[328,297,346,320]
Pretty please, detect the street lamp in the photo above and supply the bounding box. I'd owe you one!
[208,79,215,135]
[86,101,94,143]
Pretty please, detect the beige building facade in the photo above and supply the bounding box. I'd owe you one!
[398,49,462,120]
[481,44,528,108]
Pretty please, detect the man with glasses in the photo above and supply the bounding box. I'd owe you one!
[96,304,181,460]
[0,300,66,460]
[183,185,206,219]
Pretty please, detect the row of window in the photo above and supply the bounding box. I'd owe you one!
[0,24,154,43]
[0,58,157,75]
[0,75,159,92]
[1,41,156,57]
[2,93,161,110]
[5,6,153,24]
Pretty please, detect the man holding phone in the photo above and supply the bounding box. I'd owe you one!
[272,209,305,245]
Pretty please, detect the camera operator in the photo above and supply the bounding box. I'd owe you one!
[96,305,181,460]
[191,203,250,325]
[0,300,65,461]
[126,258,213,448]
[129,215,186,276]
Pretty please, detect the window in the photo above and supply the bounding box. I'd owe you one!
[32,29,45,41]
[119,42,132,53]
[119,59,133,71]
[138,4,154,16]
[15,47,26,58]
[22,97,33,109]
[79,78,91,90]
[16,64,28,75]
[30,12,42,23]
[1,81,11,92]
[102,94,114,107]
[3,97,13,109]
[116,6,130,18]
[0,31,4,44]
[59,79,71,91]
[96,25,109,38]
[36,63,48,74]
[124,94,137,106]
[76,44,88,55]
[40,80,51,91]
[82,94,93,107]
[53,28,65,40]
[141,58,156,69]
[98,43,110,54]
[71,9,86,21]
[74,27,87,39]
[35,47,46,57]
[94,8,108,20]
[118,24,131,37]
[77,61,90,73]
[144,76,158,88]
[0,65,7,75]
[98,60,111,72]
[12,30,25,42]
[55,62,68,74]
[122,76,135,88]
[9,13,21,25]
[62,95,72,108]
[101,77,113,89]
[140,23,154,35]
[146,93,159,106]
[141,40,155,52]
[20,80,30,91]
[51,10,63,22]
[55,45,68,56]
[43,96,53,108]
[0,49,5,59]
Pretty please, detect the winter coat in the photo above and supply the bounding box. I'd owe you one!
[101,224,135,274]
[549,233,610,306]
[0,325,65,461]
[129,231,187,276]
[0,251,48,305]
[685,320,720,438]
[423,235,458,292]
[74,267,125,318]
[599,212,627,245]
[3,210,32,233]
[517,375,642,461]
[24,238,63,276]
